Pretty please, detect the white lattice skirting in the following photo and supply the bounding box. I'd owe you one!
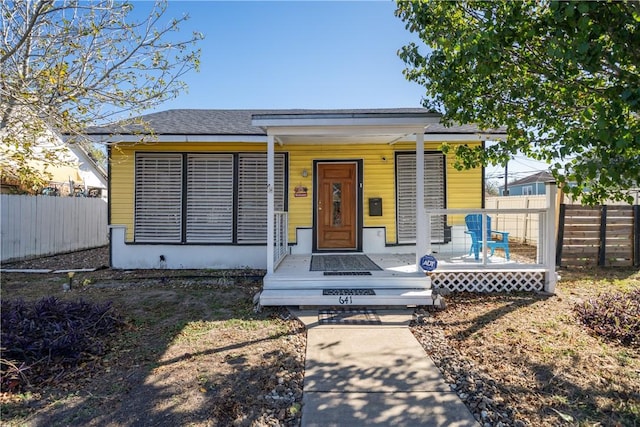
[430,270,545,292]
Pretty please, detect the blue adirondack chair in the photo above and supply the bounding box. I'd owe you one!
[464,214,510,260]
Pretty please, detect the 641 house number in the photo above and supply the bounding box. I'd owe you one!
[338,296,353,304]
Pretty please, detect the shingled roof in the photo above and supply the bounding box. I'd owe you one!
[508,171,554,186]
[86,109,507,136]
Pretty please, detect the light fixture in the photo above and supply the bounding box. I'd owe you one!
[302,168,308,177]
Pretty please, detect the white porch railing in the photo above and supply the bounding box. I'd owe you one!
[425,208,550,266]
[424,204,558,293]
[273,211,288,269]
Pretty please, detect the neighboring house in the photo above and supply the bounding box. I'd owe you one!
[64,142,108,199]
[500,171,554,196]
[88,109,558,306]
[0,122,107,199]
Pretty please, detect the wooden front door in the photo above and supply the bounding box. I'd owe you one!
[317,162,357,250]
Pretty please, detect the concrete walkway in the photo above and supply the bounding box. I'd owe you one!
[291,309,478,427]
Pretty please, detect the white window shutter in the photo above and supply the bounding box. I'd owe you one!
[186,154,234,243]
[134,154,183,242]
[396,153,446,243]
[237,153,285,243]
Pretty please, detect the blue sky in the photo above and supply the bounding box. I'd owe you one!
[145,0,425,110]
[134,0,549,179]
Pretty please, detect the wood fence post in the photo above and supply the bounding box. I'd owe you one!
[556,204,566,267]
[634,205,640,267]
[598,205,608,267]
[523,197,530,243]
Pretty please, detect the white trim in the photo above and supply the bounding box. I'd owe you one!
[265,125,428,137]
[544,182,558,293]
[266,135,275,274]
[89,135,268,144]
[415,132,427,267]
[426,208,547,214]
[88,133,505,144]
[253,116,439,128]
[65,143,108,185]
[431,270,544,292]
[399,134,507,142]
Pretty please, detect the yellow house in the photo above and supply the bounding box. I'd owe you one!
[90,109,557,306]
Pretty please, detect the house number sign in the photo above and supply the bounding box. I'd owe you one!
[338,296,353,305]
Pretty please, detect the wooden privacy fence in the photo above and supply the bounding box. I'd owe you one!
[556,204,640,267]
[1,195,108,263]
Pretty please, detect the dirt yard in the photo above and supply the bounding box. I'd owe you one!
[1,247,306,426]
[2,247,639,426]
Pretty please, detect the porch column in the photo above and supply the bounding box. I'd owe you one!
[415,131,427,267]
[544,181,558,293]
[267,134,275,274]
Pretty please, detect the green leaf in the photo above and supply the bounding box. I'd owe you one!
[1,0,202,188]
[577,2,589,14]
[395,0,640,204]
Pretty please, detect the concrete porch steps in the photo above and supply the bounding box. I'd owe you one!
[263,272,431,290]
[259,287,442,307]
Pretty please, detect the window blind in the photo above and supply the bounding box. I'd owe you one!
[396,153,446,243]
[134,153,183,242]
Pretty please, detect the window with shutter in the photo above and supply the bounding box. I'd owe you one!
[237,153,285,243]
[396,152,446,243]
[134,153,183,242]
[186,154,234,243]
[134,151,286,245]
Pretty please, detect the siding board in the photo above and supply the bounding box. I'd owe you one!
[111,140,483,245]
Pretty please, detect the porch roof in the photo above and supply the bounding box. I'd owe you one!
[84,109,507,143]
[252,109,443,144]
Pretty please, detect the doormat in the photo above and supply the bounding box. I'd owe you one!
[318,308,382,325]
[323,271,372,276]
[310,254,382,272]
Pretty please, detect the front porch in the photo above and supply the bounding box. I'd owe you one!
[260,199,558,308]
[260,251,548,307]
[260,245,551,308]
[253,110,557,308]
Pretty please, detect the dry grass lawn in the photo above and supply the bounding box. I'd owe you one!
[413,267,640,426]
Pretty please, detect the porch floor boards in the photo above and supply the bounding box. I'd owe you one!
[266,253,428,291]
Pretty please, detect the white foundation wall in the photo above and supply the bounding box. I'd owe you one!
[363,228,414,254]
[110,227,267,269]
[110,224,442,269]
[290,228,312,255]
